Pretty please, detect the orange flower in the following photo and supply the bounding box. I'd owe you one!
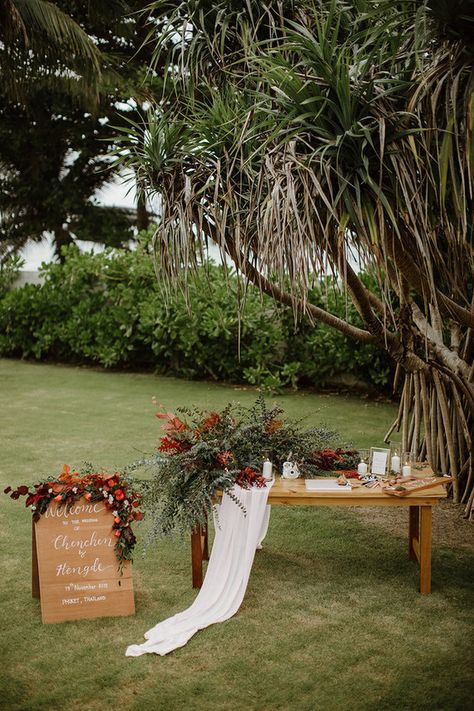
[114,516,121,524]
[83,492,91,501]
[54,494,62,502]
[156,412,188,434]
[265,419,283,434]
[197,412,220,434]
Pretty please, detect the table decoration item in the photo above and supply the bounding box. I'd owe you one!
[383,475,453,496]
[402,451,415,476]
[390,448,401,474]
[369,447,391,476]
[262,457,273,480]
[282,456,300,479]
[357,449,369,476]
[305,479,351,491]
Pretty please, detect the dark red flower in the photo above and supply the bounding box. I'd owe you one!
[216,450,233,466]
[17,485,29,495]
[235,467,266,490]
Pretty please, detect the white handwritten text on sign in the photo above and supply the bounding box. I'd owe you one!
[34,500,134,624]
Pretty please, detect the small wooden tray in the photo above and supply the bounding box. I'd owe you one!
[383,476,453,497]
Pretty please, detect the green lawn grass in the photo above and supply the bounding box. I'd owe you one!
[1,359,473,711]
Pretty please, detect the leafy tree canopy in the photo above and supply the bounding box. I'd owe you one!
[0,0,162,260]
[113,0,474,515]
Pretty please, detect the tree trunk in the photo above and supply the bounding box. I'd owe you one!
[53,226,74,262]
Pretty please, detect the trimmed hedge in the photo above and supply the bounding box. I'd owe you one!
[0,243,393,390]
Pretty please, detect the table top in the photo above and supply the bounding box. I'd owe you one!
[267,476,450,507]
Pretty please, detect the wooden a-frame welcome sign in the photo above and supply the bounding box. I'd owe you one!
[32,499,135,624]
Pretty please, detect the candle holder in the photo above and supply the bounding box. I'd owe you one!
[401,451,415,477]
[390,447,401,475]
[357,449,369,477]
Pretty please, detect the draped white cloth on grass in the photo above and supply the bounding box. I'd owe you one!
[125,481,273,657]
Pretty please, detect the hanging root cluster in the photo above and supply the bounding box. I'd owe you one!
[385,369,474,519]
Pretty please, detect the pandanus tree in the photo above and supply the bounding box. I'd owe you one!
[115,0,474,516]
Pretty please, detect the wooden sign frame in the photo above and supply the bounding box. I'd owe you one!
[32,499,135,624]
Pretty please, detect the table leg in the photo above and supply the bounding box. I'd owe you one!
[419,506,432,594]
[191,515,209,588]
[191,525,203,588]
[408,506,420,561]
[202,521,209,561]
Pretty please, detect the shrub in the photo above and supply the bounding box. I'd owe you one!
[0,241,394,390]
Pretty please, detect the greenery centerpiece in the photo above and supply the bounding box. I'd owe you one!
[133,396,356,540]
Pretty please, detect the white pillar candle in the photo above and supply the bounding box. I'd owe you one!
[402,463,411,477]
[391,455,401,474]
[262,459,273,480]
[357,461,368,476]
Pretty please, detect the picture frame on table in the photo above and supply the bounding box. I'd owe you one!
[369,447,391,476]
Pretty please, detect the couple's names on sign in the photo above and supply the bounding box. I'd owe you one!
[33,499,135,624]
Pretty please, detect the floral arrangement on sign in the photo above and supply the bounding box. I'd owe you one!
[131,395,356,541]
[5,464,144,569]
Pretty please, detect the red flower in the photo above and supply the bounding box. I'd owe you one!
[114,516,121,524]
[133,511,144,521]
[114,530,121,537]
[54,494,63,502]
[114,489,125,501]
[84,492,91,501]
[132,499,140,508]
[159,436,190,454]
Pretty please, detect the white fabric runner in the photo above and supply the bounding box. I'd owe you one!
[126,481,272,657]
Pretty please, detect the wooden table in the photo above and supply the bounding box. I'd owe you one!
[191,476,450,593]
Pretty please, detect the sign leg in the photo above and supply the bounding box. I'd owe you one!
[32,521,40,599]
